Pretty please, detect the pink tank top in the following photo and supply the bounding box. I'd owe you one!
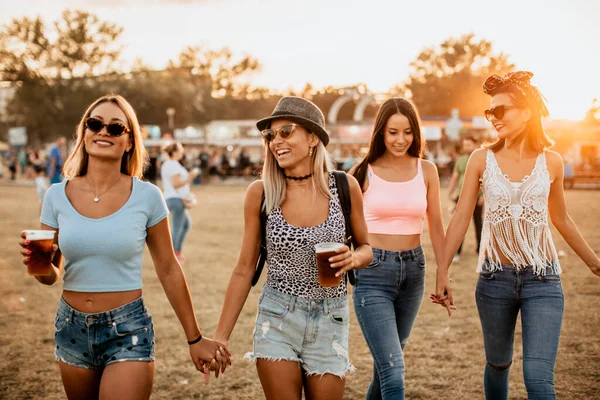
[363,160,427,235]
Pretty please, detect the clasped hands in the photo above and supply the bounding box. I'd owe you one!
[189,336,232,384]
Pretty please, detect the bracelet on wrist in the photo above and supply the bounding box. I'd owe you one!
[187,334,203,345]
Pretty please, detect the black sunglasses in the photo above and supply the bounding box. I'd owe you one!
[85,117,131,137]
[261,124,299,142]
[484,105,519,121]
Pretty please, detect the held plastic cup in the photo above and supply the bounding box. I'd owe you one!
[24,230,56,276]
[314,242,345,287]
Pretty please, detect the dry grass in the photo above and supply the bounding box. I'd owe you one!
[0,182,599,399]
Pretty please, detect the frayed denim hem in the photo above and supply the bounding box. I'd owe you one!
[244,351,301,364]
[55,353,98,370]
[303,364,356,379]
[244,352,356,378]
[105,356,155,366]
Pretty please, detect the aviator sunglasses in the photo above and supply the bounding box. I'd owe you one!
[261,124,300,142]
[484,105,519,121]
[85,117,131,137]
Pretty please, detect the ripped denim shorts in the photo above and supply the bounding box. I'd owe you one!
[245,284,354,377]
[54,296,155,369]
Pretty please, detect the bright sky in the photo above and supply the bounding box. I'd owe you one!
[1,0,599,119]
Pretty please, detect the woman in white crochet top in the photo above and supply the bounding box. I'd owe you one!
[433,71,600,400]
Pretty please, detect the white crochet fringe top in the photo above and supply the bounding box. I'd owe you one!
[478,150,561,275]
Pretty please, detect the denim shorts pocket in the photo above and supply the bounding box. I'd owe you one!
[328,306,349,326]
[365,256,382,269]
[114,313,149,337]
[54,314,69,333]
[479,272,495,280]
[258,296,288,318]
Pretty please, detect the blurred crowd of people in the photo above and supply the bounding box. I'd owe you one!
[0,139,477,194]
[144,144,262,186]
[0,141,262,186]
[0,137,67,203]
[0,139,63,182]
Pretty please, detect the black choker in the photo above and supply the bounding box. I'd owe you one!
[284,173,312,181]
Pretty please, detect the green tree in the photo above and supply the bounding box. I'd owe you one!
[105,66,204,130]
[166,45,262,123]
[0,10,123,143]
[399,34,514,117]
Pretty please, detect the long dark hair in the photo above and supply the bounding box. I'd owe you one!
[351,98,424,190]
[484,85,554,153]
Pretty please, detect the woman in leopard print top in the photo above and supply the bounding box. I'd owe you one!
[214,97,372,400]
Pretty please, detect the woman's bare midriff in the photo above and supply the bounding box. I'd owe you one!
[369,233,422,252]
[62,289,143,313]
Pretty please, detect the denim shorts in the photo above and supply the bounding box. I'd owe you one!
[54,296,155,369]
[245,285,354,377]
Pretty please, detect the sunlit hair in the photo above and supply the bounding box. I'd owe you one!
[351,97,424,190]
[262,125,333,214]
[483,85,554,153]
[63,94,147,179]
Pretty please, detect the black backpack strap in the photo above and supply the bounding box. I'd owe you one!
[333,171,357,285]
[251,190,267,286]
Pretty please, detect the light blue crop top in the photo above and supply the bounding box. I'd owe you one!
[40,177,169,292]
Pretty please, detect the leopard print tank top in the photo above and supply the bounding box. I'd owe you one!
[266,173,347,299]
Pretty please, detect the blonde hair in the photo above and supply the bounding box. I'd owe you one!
[262,139,333,214]
[62,94,147,179]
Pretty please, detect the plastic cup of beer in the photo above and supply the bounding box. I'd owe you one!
[24,230,56,276]
[315,242,345,287]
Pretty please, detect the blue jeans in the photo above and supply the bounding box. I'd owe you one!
[353,246,426,400]
[166,197,191,253]
[476,265,564,400]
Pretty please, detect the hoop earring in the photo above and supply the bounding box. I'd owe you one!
[309,147,313,156]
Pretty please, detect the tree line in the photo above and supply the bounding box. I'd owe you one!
[0,10,519,144]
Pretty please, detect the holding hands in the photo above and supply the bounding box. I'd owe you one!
[189,335,232,384]
[430,268,456,316]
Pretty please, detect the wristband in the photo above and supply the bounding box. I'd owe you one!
[187,334,203,345]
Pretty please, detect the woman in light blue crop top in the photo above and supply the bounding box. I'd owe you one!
[18,95,230,399]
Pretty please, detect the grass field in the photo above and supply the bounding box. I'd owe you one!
[0,182,599,399]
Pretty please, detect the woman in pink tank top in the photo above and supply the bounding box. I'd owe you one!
[349,98,446,399]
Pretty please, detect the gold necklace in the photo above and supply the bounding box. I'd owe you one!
[85,175,122,203]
